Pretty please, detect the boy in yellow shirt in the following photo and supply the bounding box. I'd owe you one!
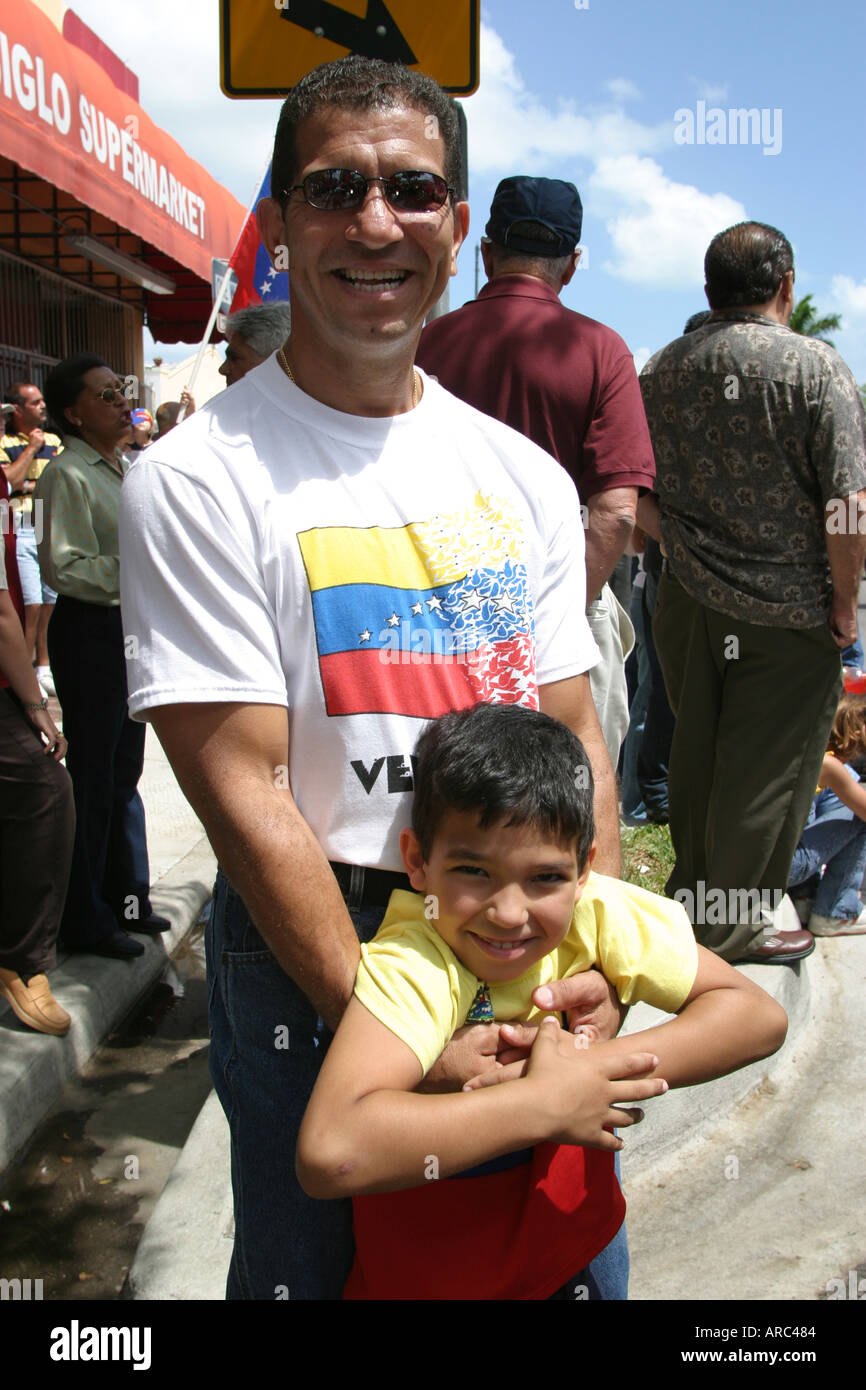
[298,703,787,1299]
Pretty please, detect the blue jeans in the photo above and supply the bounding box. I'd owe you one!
[788,784,866,919]
[207,870,630,1299]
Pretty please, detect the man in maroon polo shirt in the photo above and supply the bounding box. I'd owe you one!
[417,176,655,764]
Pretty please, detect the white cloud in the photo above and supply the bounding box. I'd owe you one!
[632,346,652,372]
[589,156,746,287]
[606,78,642,103]
[831,276,866,319]
[463,25,668,174]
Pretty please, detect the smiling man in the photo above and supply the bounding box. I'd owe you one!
[119,56,621,1301]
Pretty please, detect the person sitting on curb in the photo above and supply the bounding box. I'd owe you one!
[788,691,866,936]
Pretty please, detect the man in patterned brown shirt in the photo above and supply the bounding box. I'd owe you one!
[640,221,866,964]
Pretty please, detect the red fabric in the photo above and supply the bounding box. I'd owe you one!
[0,0,244,284]
[228,164,289,314]
[417,276,656,501]
[344,1142,624,1301]
[0,472,25,690]
[228,203,264,313]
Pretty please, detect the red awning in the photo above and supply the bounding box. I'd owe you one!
[0,0,244,316]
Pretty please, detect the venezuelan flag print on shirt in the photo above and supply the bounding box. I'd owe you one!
[298,495,539,718]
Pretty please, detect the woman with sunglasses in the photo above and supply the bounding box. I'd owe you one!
[34,355,169,960]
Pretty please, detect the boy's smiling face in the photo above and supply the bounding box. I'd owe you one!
[400,810,594,983]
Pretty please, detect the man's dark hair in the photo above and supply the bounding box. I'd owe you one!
[271,55,462,204]
[4,382,31,410]
[44,354,107,439]
[704,221,794,310]
[411,703,595,869]
[4,381,31,427]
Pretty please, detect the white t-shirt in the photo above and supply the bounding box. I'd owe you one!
[119,359,598,870]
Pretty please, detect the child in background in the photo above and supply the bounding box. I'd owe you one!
[297,703,787,1301]
[788,692,866,935]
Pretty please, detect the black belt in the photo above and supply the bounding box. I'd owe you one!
[330,860,411,910]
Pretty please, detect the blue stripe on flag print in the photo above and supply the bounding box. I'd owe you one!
[310,565,531,658]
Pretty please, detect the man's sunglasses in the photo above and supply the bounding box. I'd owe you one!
[285,169,453,213]
[95,385,127,403]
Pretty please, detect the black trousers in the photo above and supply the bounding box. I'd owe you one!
[0,687,74,976]
[48,596,151,947]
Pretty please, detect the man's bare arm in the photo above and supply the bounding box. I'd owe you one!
[151,702,360,1031]
[584,487,638,605]
[825,491,866,648]
[1,438,40,493]
[538,673,620,876]
[635,492,662,543]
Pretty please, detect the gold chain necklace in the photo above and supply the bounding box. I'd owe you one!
[276,345,421,407]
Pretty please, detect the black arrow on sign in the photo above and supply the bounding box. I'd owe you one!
[280,0,417,65]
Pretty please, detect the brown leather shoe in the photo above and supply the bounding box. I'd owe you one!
[734,928,815,965]
[0,968,71,1036]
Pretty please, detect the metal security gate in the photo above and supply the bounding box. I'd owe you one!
[0,249,142,398]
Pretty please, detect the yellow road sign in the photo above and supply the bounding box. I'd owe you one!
[220,0,480,98]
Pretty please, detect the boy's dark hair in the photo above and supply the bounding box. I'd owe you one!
[271,55,462,205]
[412,703,595,869]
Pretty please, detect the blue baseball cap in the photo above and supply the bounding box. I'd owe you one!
[485,176,583,257]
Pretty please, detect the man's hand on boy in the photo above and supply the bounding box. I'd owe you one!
[419,1023,505,1093]
[536,968,626,1042]
[493,968,627,1078]
[419,970,625,1093]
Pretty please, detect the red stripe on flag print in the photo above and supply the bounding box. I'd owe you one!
[319,635,538,719]
[320,648,477,718]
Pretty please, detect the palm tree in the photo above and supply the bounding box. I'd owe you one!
[789,293,842,347]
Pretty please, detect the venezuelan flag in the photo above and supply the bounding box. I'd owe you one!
[298,513,538,719]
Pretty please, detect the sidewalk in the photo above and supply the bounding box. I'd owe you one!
[0,728,216,1176]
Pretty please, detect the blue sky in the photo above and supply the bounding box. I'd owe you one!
[69,0,866,380]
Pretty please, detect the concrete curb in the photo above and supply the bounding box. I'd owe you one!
[126,1089,232,1301]
[0,835,216,1176]
[621,958,809,1178]
[128,955,805,1300]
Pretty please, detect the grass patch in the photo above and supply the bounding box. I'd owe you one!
[620,822,675,896]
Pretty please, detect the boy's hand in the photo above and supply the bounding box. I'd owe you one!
[472,1018,667,1151]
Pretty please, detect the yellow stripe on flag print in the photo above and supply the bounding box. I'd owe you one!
[297,524,464,592]
[297,497,525,592]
